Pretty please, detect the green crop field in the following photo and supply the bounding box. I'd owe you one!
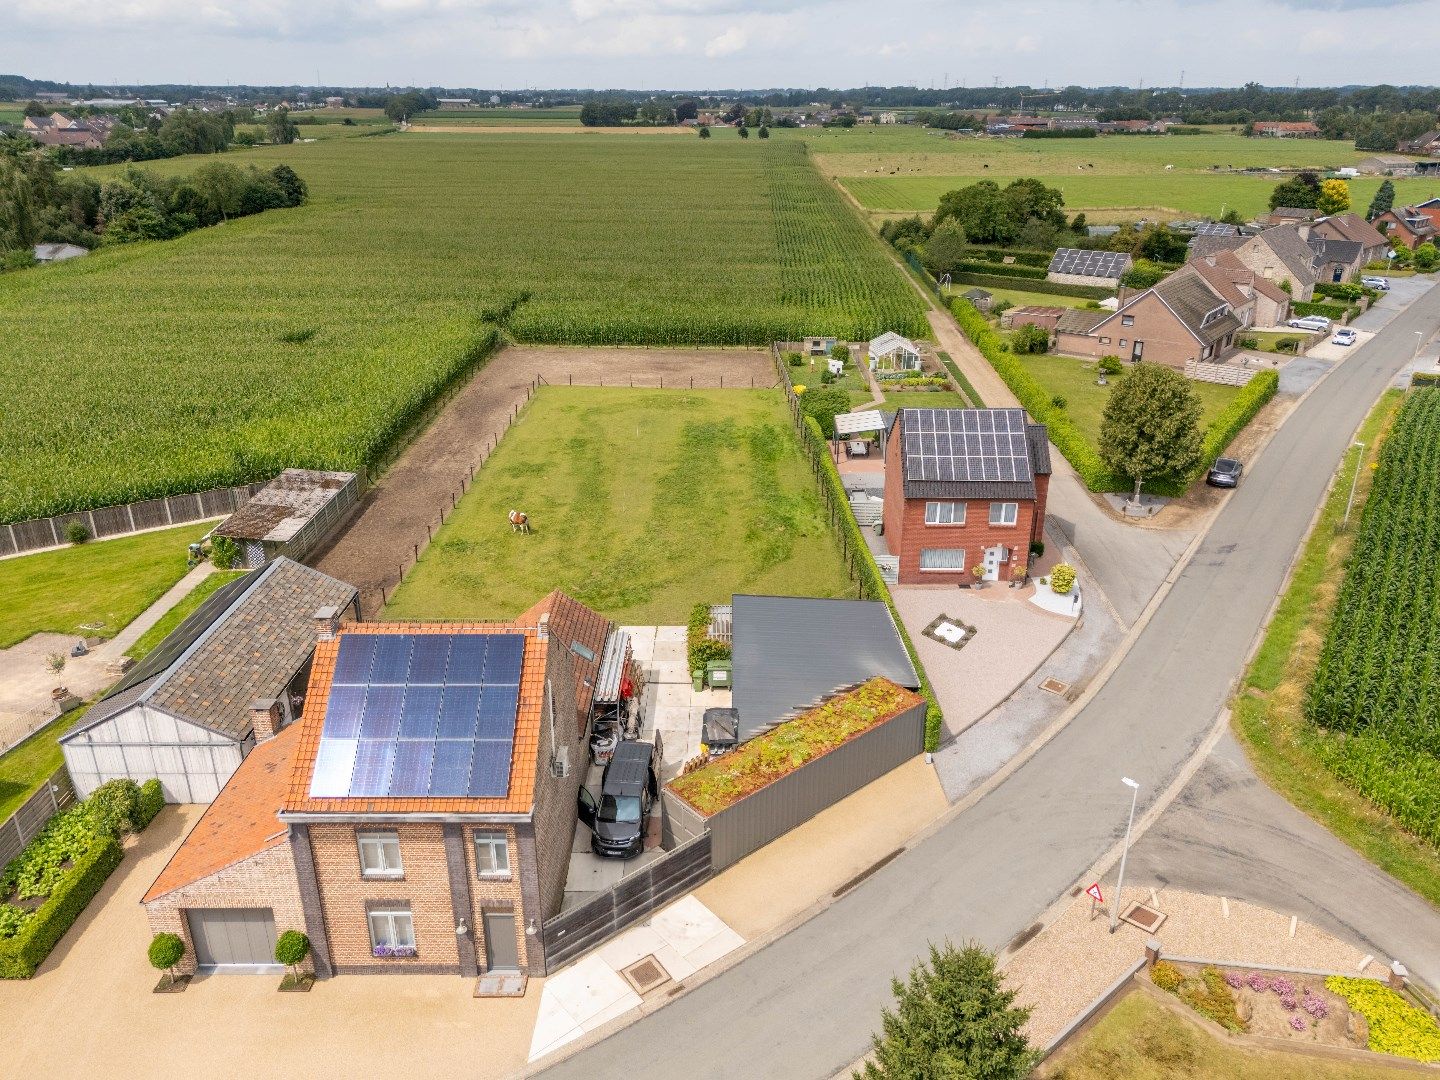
[423,106,584,125]
[841,172,1440,221]
[0,133,924,522]
[384,387,852,624]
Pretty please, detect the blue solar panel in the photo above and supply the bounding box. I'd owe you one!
[310,632,526,800]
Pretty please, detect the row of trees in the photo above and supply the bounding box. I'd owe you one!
[1268,172,1353,215]
[0,137,306,262]
[580,99,701,127]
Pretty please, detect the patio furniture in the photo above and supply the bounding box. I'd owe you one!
[847,439,869,458]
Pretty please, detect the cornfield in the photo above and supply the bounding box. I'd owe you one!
[0,135,926,522]
[1304,387,1440,845]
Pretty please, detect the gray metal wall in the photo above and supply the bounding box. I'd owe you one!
[540,835,712,972]
[62,705,245,803]
[663,700,925,871]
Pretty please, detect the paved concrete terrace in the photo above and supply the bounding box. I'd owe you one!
[891,585,1073,739]
[622,625,730,783]
[1003,885,1389,1048]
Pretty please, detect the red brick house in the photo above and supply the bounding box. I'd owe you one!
[1055,271,1244,369]
[143,592,614,979]
[883,408,1051,585]
[1373,204,1440,249]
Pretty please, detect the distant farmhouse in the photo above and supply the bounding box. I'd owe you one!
[1252,121,1320,138]
[22,112,114,150]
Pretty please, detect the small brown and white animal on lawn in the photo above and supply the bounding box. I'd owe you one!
[508,510,530,534]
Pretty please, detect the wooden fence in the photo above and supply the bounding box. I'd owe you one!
[540,834,713,972]
[1,484,264,558]
[0,768,76,868]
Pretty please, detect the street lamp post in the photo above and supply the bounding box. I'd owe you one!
[1111,777,1140,934]
[1343,441,1366,529]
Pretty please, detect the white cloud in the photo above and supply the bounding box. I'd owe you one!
[703,26,747,57]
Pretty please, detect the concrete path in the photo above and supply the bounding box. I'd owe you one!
[1128,731,1440,989]
[536,253,1440,1080]
[0,563,215,753]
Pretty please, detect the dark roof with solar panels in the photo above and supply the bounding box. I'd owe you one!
[307,632,524,799]
[1047,247,1132,279]
[898,408,1050,500]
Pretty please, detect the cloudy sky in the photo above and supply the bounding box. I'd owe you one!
[6,0,1438,91]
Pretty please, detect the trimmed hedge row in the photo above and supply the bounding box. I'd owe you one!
[0,836,123,979]
[800,414,945,751]
[135,779,165,831]
[936,351,984,407]
[950,298,1279,495]
[1293,300,1358,322]
[952,272,1112,300]
[968,248,1054,269]
[955,260,1047,281]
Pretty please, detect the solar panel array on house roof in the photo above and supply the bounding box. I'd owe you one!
[1047,247,1131,279]
[902,409,1033,483]
[1192,222,1241,237]
[308,633,524,800]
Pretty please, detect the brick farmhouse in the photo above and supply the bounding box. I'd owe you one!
[883,408,1050,586]
[143,592,614,980]
[1373,201,1440,250]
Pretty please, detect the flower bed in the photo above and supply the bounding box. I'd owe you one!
[1326,976,1440,1063]
[668,677,922,815]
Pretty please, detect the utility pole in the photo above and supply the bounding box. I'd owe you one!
[1110,777,1140,934]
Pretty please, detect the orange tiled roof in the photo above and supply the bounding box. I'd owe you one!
[143,723,301,903]
[282,621,549,816]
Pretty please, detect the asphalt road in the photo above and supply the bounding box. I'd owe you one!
[538,283,1440,1080]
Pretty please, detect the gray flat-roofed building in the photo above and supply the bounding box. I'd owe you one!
[60,558,358,803]
[729,595,919,741]
[214,469,359,569]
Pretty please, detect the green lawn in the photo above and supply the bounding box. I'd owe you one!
[1017,354,1239,446]
[384,387,852,625]
[841,172,1440,222]
[963,285,1100,311]
[126,570,249,660]
[878,389,972,409]
[0,707,85,822]
[1244,330,1306,354]
[1043,990,1415,1079]
[0,522,212,648]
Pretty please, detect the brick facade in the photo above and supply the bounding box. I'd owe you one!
[883,429,1046,586]
[1058,291,1221,370]
[144,843,309,977]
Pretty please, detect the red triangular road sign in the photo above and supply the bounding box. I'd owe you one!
[1085,882,1104,903]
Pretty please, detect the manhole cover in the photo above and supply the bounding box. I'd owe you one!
[1039,677,1069,696]
[620,955,671,995]
[1120,903,1167,933]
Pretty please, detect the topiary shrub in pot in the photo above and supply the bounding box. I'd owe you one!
[149,932,187,991]
[275,929,313,990]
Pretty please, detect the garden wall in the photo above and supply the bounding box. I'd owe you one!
[662,699,926,871]
[0,768,76,868]
[0,484,264,557]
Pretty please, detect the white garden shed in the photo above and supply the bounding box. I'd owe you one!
[61,558,357,803]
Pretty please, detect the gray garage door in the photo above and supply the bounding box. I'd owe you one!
[186,908,278,970]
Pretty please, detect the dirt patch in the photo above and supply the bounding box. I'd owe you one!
[309,346,773,616]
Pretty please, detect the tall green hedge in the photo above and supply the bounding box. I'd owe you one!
[800,415,945,751]
[0,836,123,979]
[967,247,1054,269]
[949,298,1278,494]
[1293,300,1359,321]
[954,260,1048,281]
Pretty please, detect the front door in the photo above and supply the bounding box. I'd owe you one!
[1131,339,1144,362]
[983,545,1008,581]
[484,912,520,972]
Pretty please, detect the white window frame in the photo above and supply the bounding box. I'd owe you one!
[357,831,404,879]
[919,548,967,572]
[924,501,966,526]
[474,830,511,878]
[989,502,1019,527]
[368,909,416,951]
[1121,315,1135,326]
[1098,336,1111,345]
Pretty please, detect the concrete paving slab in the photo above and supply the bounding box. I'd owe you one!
[683,927,746,970]
[652,943,698,982]
[1306,329,1375,361]
[546,955,640,1026]
[649,895,730,956]
[565,851,626,892]
[595,927,668,971]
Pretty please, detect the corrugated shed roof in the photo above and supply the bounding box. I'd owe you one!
[214,469,354,543]
[730,595,919,741]
[142,723,300,903]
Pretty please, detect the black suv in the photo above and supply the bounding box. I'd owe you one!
[578,740,658,859]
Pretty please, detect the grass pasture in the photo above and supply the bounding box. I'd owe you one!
[383,387,852,625]
[0,134,925,522]
[0,522,211,649]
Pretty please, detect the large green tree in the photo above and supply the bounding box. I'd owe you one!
[858,942,1037,1080]
[1367,179,1396,220]
[1317,178,1351,216]
[921,219,968,276]
[933,178,1065,245]
[1268,170,1321,211]
[1099,364,1204,503]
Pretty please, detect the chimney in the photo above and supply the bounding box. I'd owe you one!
[313,606,340,643]
[251,698,283,743]
[536,612,550,641]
